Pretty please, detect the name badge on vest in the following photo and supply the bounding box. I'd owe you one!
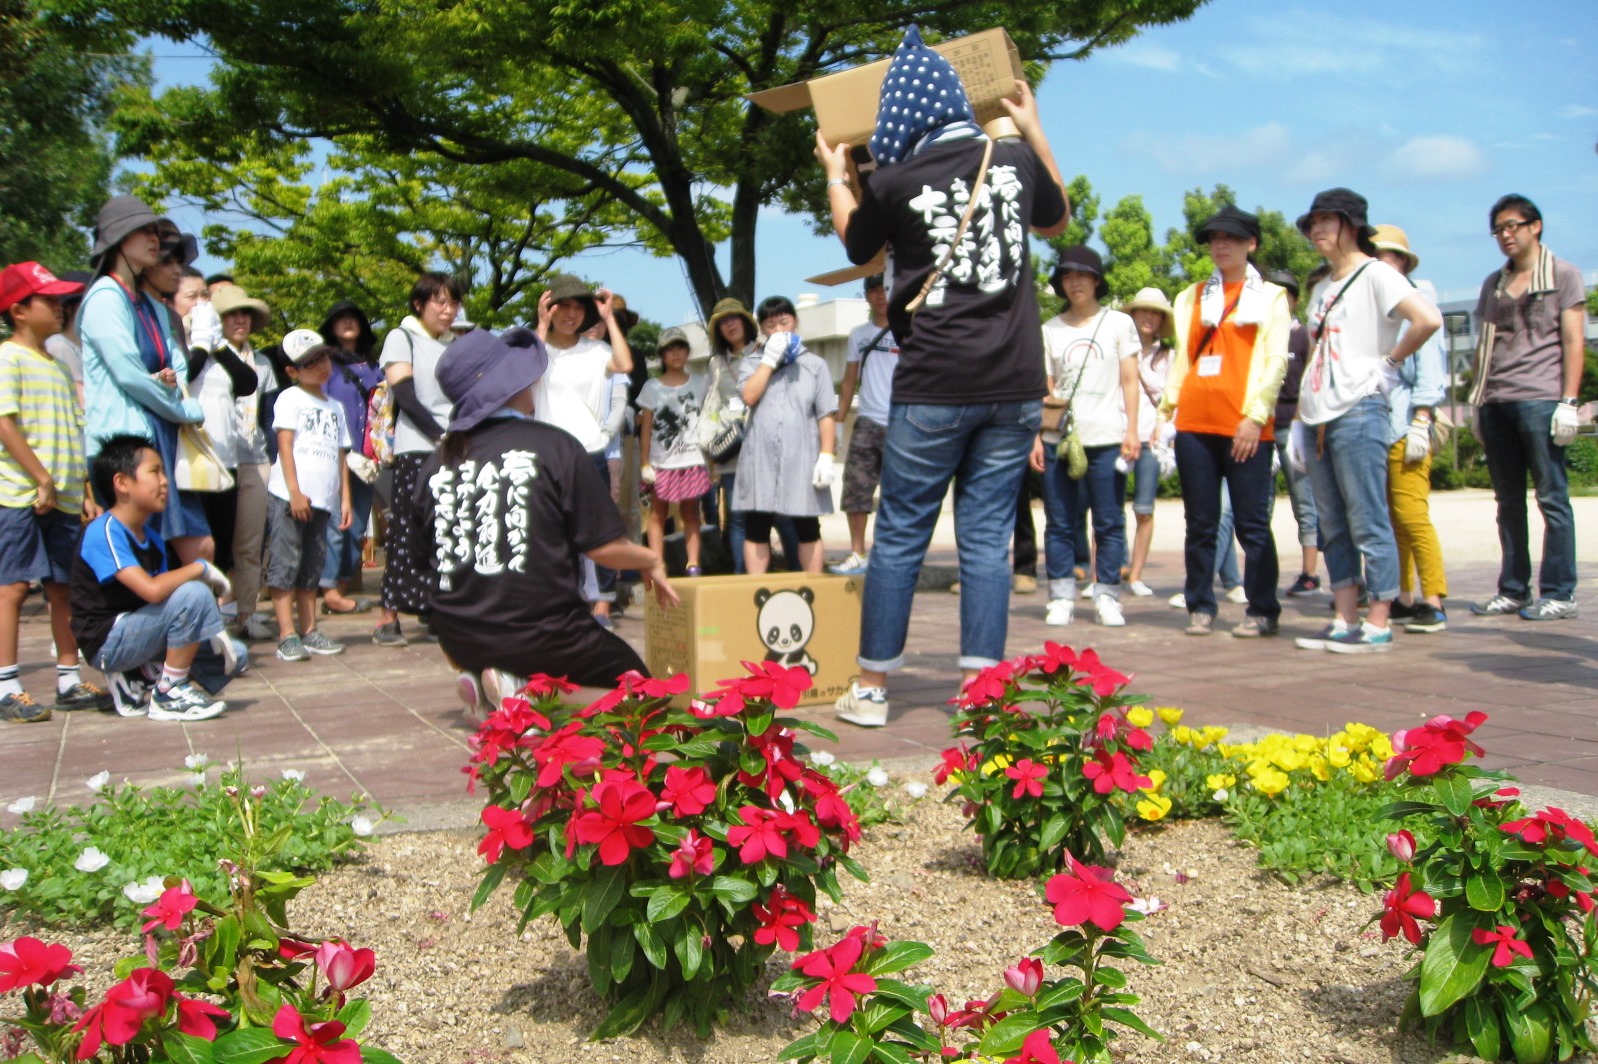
[1196,355,1222,378]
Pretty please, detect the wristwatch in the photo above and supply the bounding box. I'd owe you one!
[1560,397,1579,406]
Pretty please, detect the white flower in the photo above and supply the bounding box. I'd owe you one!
[75,847,111,873]
[808,751,836,768]
[186,772,207,788]
[866,767,890,788]
[184,753,211,770]
[86,770,111,793]
[7,796,36,814]
[281,769,306,782]
[1212,788,1229,802]
[122,875,165,904]
[0,868,27,891]
[1128,896,1167,915]
[350,816,375,837]
[904,781,929,800]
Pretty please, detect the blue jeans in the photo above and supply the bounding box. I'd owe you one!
[320,475,375,589]
[1042,444,1126,599]
[1214,485,1240,589]
[1304,396,1398,601]
[1273,436,1320,550]
[1478,400,1576,600]
[1175,431,1279,619]
[93,581,246,693]
[860,400,1040,672]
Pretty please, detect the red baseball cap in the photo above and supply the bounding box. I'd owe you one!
[0,262,85,314]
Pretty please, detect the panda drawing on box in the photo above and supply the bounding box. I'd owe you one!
[754,587,818,676]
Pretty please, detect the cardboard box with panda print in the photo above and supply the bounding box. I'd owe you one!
[644,572,863,709]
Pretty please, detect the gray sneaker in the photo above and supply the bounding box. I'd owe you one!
[148,681,226,721]
[1470,594,1530,616]
[276,635,310,662]
[0,692,52,724]
[371,621,408,648]
[300,629,346,655]
[1518,598,1578,621]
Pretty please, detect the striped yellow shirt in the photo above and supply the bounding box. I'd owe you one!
[0,339,85,511]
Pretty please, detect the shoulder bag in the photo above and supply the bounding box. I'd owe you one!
[174,386,235,493]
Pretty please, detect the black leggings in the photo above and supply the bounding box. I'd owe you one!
[742,511,820,544]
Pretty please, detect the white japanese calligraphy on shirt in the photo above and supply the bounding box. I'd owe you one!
[427,450,539,589]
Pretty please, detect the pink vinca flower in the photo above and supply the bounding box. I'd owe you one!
[72,968,174,1060]
[1005,759,1048,800]
[727,807,788,864]
[751,886,816,952]
[1081,749,1151,795]
[173,994,229,1040]
[1006,1028,1066,1064]
[1044,855,1132,932]
[477,805,535,864]
[791,933,877,1023]
[271,1003,362,1064]
[1003,956,1044,997]
[1380,872,1437,946]
[1385,830,1416,862]
[313,940,376,993]
[571,779,657,865]
[141,880,198,933]
[1471,925,1534,968]
[0,937,81,992]
[1384,711,1488,780]
[668,830,715,879]
[659,765,717,817]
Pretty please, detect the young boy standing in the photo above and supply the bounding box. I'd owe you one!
[0,262,110,723]
[70,434,237,721]
[267,330,353,662]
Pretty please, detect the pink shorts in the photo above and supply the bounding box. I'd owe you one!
[653,464,712,503]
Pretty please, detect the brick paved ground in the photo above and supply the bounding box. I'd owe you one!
[3,492,1594,826]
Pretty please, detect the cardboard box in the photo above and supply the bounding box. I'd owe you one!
[645,572,862,709]
[750,27,1025,152]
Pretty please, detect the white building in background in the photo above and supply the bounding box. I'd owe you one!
[671,295,871,390]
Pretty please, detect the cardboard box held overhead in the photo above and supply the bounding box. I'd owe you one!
[750,27,1024,152]
[645,572,862,709]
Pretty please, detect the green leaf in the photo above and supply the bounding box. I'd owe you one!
[829,1030,870,1064]
[1503,1000,1553,1064]
[590,987,656,1040]
[1038,813,1068,854]
[865,941,934,976]
[611,924,637,982]
[976,1013,1039,1055]
[674,924,704,980]
[646,885,692,923]
[1101,1005,1162,1040]
[156,1032,216,1064]
[359,1050,404,1064]
[706,876,758,905]
[471,862,508,911]
[1463,871,1506,912]
[871,1044,913,1064]
[336,998,373,1038]
[1034,978,1084,1011]
[582,865,625,934]
[1435,774,1474,817]
[778,1033,821,1061]
[1418,912,1492,1017]
[635,920,668,969]
[1463,994,1501,1061]
[210,1027,288,1064]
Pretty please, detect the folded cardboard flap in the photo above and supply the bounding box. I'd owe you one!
[806,249,887,287]
[750,27,1024,150]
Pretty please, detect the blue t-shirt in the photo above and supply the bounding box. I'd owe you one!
[69,514,168,660]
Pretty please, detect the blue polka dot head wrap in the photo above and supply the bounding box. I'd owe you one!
[869,25,975,167]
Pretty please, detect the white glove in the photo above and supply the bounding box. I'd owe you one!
[187,300,222,352]
[198,560,232,600]
[1286,421,1309,474]
[1154,444,1177,479]
[640,464,657,485]
[1270,445,1281,476]
[1376,356,1402,397]
[811,453,835,489]
[760,331,800,370]
[1404,419,1431,464]
[1156,420,1176,447]
[1552,403,1578,447]
[346,453,379,484]
[1114,455,1129,475]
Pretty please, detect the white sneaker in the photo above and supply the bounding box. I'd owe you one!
[835,682,889,727]
[1225,585,1249,605]
[1128,581,1154,597]
[1045,598,1074,626]
[1095,594,1126,627]
[482,669,526,716]
[1079,581,1097,600]
[108,670,151,717]
[147,680,226,722]
[1168,592,1186,610]
[241,613,277,641]
[827,551,870,576]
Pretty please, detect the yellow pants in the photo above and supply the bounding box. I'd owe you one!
[1386,440,1447,598]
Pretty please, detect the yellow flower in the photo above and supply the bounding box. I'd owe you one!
[1205,773,1236,790]
[1326,746,1351,769]
[1250,768,1290,797]
[1271,748,1307,773]
[1349,757,1381,784]
[1369,735,1394,761]
[1307,755,1330,782]
[1143,769,1167,793]
[1195,726,1229,749]
[1291,734,1320,753]
[980,754,1013,777]
[1156,706,1184,726]
[1170,725,1195,747]
[1136,793,1173,821]
[1127,706,1154,728]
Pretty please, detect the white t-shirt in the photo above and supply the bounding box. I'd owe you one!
[845,321,900,426]
[532,337,612,453]
[378,324,452,455]
[268,387,351,513]
[1042,309,1139,447]
[1299,260,1415,426]
[1135,345,1172,441]
[44,334,83,384]
[637,374,706,469]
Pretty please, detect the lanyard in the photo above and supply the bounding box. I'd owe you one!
[110,275,170,369]
[1194,289,1242,359]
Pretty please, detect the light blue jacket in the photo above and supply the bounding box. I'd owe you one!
[79,277,204,457]
[1386,278,1448,446]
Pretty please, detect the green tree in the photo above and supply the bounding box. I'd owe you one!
[50,0,1209,315]
[1098,193,1171,301]
[1162,184,1319,290]
[1035,173,1101,318]
[0,0,147,268]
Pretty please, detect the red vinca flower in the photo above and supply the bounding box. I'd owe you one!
[791,932,877,1023]
[933,745,978,785]
[1027,640,1082,676]
[955,660,1016,709]
[751,886,816,952]
[1081,749,1151,795]
[173,994,229,1040]
[1045,855,1132,932]
[313,940,376,993]
[802,771,862,843]
[0,937,81,992]
[571,779,657,865]
[1073,648,1130,697]
[271,1003,362,1064]
[1471,925,1534,967]
[531,722,605,787]
[1006,1028,1066,1064]
[1384,711,1488,780]
[1005,759,1048,800]
[477,804,535,864]
[1500,807,1598,857]
[72,967,175,1060]
[705,660,813,715]
[667,830,715,879]
[659,765,717,817]
[727,807,787,863]
[141,880,198,933]
[1380,872,1437,946]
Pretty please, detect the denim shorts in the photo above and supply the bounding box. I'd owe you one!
[1130,447,1161,516]
[265,495,332,591]
[0,505,81,585]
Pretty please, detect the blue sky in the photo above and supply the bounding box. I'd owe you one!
[152,0,1597,323]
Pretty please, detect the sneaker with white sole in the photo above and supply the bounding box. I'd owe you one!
[481,668,526,717]
[1184,612,1214,636]
[827,551,870,576]
[276,635,309,662]
[1404,604,1448,633]
[835,682,889,727]
[1079,581,1097,601]
[1095,594,1125,627]
[300,629,346,655]
[1225,585,1249,605]
[240,613,278,641]
[456,671,487,722]
[1518,598,1578,621]
[148,681,226,721]
[1045,598,1074,626]
[1326,622,1394,654]
[1168,591,1186,610]
[1232,615,1280,639]
[1128,580,1154,597]
[1470,594,1530,616]
[1295,620,1349,651]
[107,670,151,717]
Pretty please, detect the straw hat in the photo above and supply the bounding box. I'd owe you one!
[1120,287,1176,339]
[1369,224,1419,273]
[706,297,757,352]
[212,285,272,334]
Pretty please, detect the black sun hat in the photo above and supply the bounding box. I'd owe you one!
[1296,188,1378,255]
[1049,245,1109,302]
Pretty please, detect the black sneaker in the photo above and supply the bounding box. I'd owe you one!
[0,692,51,724]
[1405,604,1448,633]
[1389,600,1420,621]
[55,683,113,712]
[1285,573,1320,597]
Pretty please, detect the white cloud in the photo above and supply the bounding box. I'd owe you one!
[1224,10,1486,78]
[1559,104,1598,119]
[1387,135,1490,181]
[1106,41,1182,73]
[1119,122,1294,177]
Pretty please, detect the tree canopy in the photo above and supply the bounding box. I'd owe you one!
[46,0,1208,316]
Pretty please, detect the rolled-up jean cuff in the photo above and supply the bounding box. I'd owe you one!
[857,654,904,673]
[959,655,1000,671]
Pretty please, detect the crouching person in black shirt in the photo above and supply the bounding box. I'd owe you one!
[418,327,679,720]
